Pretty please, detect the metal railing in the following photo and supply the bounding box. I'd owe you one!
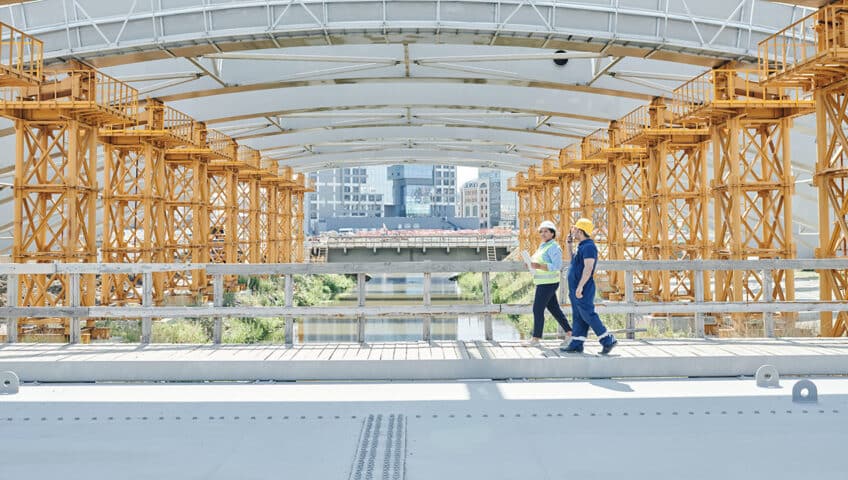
[671,68,811,121]
[0,21,43,84]
[583,128,608,158]
[2,259,848,345]
[0,68,138,121]
[757,3,843,86]
[307,234,517,250]
[619,105,649,144]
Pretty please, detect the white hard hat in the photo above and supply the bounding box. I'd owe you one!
[538,220,557,232]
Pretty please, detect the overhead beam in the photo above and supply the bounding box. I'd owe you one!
[158,76,657,103]
[204,104,612,127]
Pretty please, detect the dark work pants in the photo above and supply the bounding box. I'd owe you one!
[532,283,572,338]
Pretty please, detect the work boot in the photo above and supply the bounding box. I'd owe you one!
[600,339,618,356]
[560,342,583,354]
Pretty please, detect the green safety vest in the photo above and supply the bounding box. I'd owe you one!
[532,241,561,285]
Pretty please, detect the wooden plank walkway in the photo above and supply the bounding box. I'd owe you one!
[1,338,846,382]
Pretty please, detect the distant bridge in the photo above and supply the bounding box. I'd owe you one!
[307,232,517,262]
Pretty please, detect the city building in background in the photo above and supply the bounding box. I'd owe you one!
[306,168,385,233]
[458,169,511,228]
[458,179,490,228]
[386,165,456,217]
[306,165,516,234]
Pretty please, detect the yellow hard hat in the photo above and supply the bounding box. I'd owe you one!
[574,217,594,236]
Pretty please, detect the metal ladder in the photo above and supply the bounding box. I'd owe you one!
[486,240,497,262]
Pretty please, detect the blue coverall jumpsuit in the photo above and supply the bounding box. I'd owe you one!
[565,238,616,350]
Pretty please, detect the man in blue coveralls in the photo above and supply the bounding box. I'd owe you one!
[560,218,617,355]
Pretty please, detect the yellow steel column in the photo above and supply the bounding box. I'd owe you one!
[751,4,848,336]
[814,83,848,336]
[278,167,294,263]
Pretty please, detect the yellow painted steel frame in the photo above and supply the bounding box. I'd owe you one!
[507,173,532,254]
[100,100,191,307]
[164,123,213,297]
[7,64,138,342]
[576,136,612,296]
[540,157,562,242]
[208,164,239,288]
[814,79,848,337]
[525,166,544,248]
[712,115,797,336]
[583,123,649,300]
[759,1,848,336]
[291,172,313,263]
[259,160,280,264]
[645,139,710,303]
[164,151,209,297]
[620,100,712,306]
[237,173,261,264]
[101,141,167,306]
[277,166,295,263]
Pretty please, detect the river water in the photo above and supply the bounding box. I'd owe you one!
[294,273,522,343]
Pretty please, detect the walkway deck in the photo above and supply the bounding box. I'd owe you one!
[2,338,847,382]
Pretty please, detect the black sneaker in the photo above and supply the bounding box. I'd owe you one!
[600,339,618,356]
[560,344,584,354]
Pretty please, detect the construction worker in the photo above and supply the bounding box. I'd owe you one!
[523,220,572,347]
[561,217,617,355]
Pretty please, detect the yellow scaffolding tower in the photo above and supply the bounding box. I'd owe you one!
[619,100,712,306]
[673,67,813,335]
[525,166,544,242]
[558,145,583,236]
[163,123,229,299]
[581,121,648,300]
[236,146,263,265]
[259,159,280,263]
[759,1,848,336]
[276,166,296,263]
[99,100,197,307]
[4,60,138,341]
[290,172,313,263]
[540,157,563,237]
[206,131,247,291]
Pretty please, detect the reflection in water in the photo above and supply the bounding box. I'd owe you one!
[296,273,521,343]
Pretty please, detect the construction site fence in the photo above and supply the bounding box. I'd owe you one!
[2,258,847,345]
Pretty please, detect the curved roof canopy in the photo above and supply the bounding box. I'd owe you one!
[0,0,822,252]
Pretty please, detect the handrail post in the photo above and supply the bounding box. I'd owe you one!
[357,273,366,343]
[68,273,81,344]
[762,268,775,338]
[141,272,153,344]
[212,274,223,344]
[6,273,17,343]
[422,271,431,342]
[694,269,705,338]
[482,271,493,341]
[284,274,294,346]
[624,270,635,340]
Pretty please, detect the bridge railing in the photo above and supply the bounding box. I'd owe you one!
[307,235,517,249]
[2,259,847,345]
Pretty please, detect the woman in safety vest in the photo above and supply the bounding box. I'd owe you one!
[523,220,572,347]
